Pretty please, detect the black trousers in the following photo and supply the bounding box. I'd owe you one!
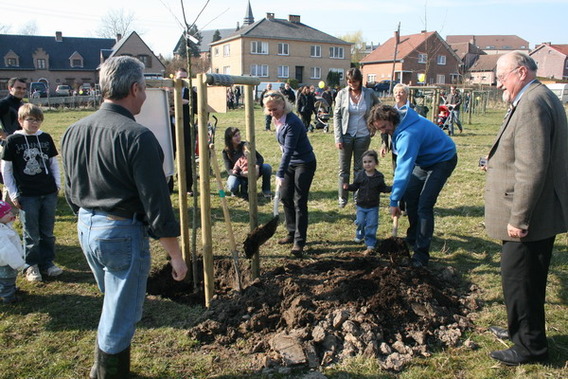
[501,236,555,357]
[280,160,317,247]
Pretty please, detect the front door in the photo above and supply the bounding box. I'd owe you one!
[295,66,304,83]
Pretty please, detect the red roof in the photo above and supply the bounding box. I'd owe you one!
[548,44,568,56]
[361,31,437,63]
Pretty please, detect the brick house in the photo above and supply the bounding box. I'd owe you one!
[446,35,530,55]
[530,43,568,80]
[467,54,502,85]
[360,31,462,86]
[209,12,352,87]
[0,31,164,96]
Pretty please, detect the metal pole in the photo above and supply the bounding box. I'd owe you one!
[197,73,214,307]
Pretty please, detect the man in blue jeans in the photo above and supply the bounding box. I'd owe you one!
[61,56,187,378]
[368,104,457,267]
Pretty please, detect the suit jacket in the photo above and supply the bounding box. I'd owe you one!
[485,81,568,241]
[333,86,379,143]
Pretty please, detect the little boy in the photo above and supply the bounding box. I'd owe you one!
[1,103,62,282]
[343,150,391,255]
[0,200,25,303]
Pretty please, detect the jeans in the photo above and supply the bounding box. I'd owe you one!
[355,206,379,248]
[0,265,17,300]
[338,134,371,204]
[448,110,462,135]
[226,164,272,195]
[19,192,57,270]
[280,159,317,247]
[404,154,457,265]
[78,208,151,354]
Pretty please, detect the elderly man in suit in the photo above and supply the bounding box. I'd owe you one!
[484,51,568,366]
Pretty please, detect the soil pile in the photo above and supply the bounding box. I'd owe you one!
[148,256,479,372]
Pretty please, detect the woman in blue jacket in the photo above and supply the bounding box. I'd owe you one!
[263,91,317,257]
[368,104,457,267]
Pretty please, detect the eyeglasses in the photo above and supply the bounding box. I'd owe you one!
[24,118,41,123]
[263,92,282,98]
[497,67,520,83]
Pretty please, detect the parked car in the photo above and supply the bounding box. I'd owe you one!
[373,80,399,94]
[79,83,92,96]
[29,82,48,98]
[55,84,71,97]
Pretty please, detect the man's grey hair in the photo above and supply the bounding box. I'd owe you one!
[505,51,538,72]
[99,56,146,100]
[393,83,409,94]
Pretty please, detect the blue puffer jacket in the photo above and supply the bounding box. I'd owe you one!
[390,108,456,207]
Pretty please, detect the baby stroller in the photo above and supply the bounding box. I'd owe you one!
[313,99,331,132]
[437,105,453,134]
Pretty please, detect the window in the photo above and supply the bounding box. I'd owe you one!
[251,41,268,54]
[436,74,445,84]
[565,59,568,69]
[213,47,219,57]
[250,64,268,77]
[277,65,289,78]
[6,57,18,67]
[437,55,446,65]
[223,66,231,75]
[310,67,321,79]
[329,68,344,81]
[418,53,428,64]
[278,43,289,56]
[329,46,344,59]
[138,55,152,68]
[310,45,321,57]
[71,58,83,68]
[367,74,376,83]
[37,59,46,69]
[223,44,230,57]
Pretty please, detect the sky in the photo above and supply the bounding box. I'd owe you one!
[1,0,566,58]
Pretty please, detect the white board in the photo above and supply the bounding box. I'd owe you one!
[135,88,175,177]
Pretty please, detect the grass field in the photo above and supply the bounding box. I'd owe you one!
[0,102,566,379]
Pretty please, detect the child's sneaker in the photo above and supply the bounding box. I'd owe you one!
[354,237,363,244]
[45,265,63,277]
[25,265,42,282]
[364,247,376,256]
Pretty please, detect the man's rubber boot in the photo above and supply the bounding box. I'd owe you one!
[89,341,99,379]
[97,345,130,379]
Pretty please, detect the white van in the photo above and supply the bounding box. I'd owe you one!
[256,81,286,101]
[545,83,568,104]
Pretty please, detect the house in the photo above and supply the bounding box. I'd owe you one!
[360,31,462,86]
[446,35,529,55]
[209,11,352,86]
[450,42,486,70]
[173,28,235,60]
[530,43,568,80]
[466,54,502,85]
[0,31,164,95]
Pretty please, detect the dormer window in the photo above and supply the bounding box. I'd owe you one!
[71,58,83,68]
[6,57,19,67]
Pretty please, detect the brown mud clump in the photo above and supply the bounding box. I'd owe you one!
[149,256,479,372]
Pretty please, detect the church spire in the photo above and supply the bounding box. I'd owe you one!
[243,0,254,25]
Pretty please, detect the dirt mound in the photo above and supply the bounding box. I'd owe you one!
[149,256,478,373]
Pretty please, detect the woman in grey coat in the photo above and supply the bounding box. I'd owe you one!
[333,68,380,208]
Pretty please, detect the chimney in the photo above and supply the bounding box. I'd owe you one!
[55,31,63,42]
[288,14,301,23]
[116,33,122,42]
[266,12,275,20]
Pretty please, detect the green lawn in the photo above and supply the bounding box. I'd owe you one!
[0,103,566,379]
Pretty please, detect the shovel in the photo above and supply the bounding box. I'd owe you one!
[243,183,280,258]
[377,216,410,264]
[209,143,243,292]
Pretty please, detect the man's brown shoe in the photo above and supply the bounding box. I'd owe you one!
[278,236,294,245]
[291,245,304,257]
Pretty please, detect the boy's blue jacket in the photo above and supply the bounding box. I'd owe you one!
[390,108,456,207]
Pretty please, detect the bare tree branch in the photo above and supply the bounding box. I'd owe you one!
[18,20,38,35]
[96,8,136,38]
